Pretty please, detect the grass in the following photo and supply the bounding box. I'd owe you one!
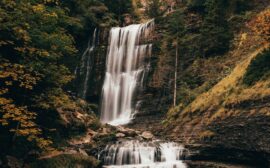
[184,46,263,114]
[243,49,270,85]
[175,40,269,125]
[199,130,215,140]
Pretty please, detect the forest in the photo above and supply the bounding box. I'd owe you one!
[0,0,269,168]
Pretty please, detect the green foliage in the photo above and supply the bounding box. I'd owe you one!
[187,0,251,14]
[167,10,185,36]
[0,0,127,157]
[187,0,206,12]
[229,0,251,14]
[145,0,165,18]
[243,49,270,86]
[0,60,52,149]
[0,0,79,152]
[101,0,133,18]
[63,0,118,29]
[0,0,98,154]
[200,0,232,57]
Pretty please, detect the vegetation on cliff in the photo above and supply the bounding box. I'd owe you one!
[0,0,133,166]
[162,3,270,165]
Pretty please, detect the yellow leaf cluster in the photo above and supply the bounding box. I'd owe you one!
[44,12,58,18]
[249,9,270,43]
[13,27,31,43]
[0,61,39,90]
[0,98,51,149]
[32,4,45,13]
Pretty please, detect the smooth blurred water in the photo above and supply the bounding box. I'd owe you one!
[75,28,98,99]
[100,20,154,126]
[101,140,187,168]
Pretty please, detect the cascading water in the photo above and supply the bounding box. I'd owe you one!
[100,20,154,126]
[99,20,188,168]
[101,141,187,168]
[75,28,98,99]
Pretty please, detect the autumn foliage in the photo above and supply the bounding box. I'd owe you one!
[0,0,77,151]
[0,0,125,157]
[249,9,270,43]
[0,61,52,149]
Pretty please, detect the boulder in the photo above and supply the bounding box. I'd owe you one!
[141,131,154,140]
[78,149,88,156]
[116,126,137,137]
[116,133,126,138]
[87,129,98,136]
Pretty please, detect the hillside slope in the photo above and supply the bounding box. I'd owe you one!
[164,7,270,166]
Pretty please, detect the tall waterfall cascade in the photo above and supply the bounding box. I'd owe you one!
[75,28,98,99]
[99,20,188,168]
[101,141,187,168]
[100,20,154,126]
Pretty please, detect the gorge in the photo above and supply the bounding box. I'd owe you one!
[0,0,269,168]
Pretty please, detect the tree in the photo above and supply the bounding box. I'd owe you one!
[166,10,185,106]
[146,0,165,18]
[187,0,206,12]
[200,0,232,57]
[0,0,79,152]
[0,60,52,149]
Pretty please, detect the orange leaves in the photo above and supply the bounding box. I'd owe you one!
[13,26,31,43]
[0,89,9,95]
[44,12,58,18]
[0,61,39,90]
[0,97,52,149]
[32,4,45,13]
[0,61,56,150]
[249,9,270,43]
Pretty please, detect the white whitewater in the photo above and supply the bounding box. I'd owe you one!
[100,20,154,126]
[102,141,187,168]
[76,28,97,99]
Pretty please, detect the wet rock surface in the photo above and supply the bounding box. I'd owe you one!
[185,161,255,168]
[141,131,154,140]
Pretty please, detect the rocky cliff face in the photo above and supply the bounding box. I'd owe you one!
[74,28,110,107]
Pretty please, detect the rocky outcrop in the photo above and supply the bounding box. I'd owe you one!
[56,99,100,132]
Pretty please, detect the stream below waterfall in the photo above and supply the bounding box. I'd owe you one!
[100,140,187,168]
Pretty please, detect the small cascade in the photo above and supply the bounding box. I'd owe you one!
[75,28,98,99]
[100,141,187,168]
[100,20,154,126]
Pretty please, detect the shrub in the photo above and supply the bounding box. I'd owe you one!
[243,49,270,86]
[200,0,232,57]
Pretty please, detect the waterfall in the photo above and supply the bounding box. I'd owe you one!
[76,28,98,99]
[101,141,187,168]
[100,20,154,126]
[99,20,187,168]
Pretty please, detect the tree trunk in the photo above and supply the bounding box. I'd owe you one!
[173,42,178,107]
